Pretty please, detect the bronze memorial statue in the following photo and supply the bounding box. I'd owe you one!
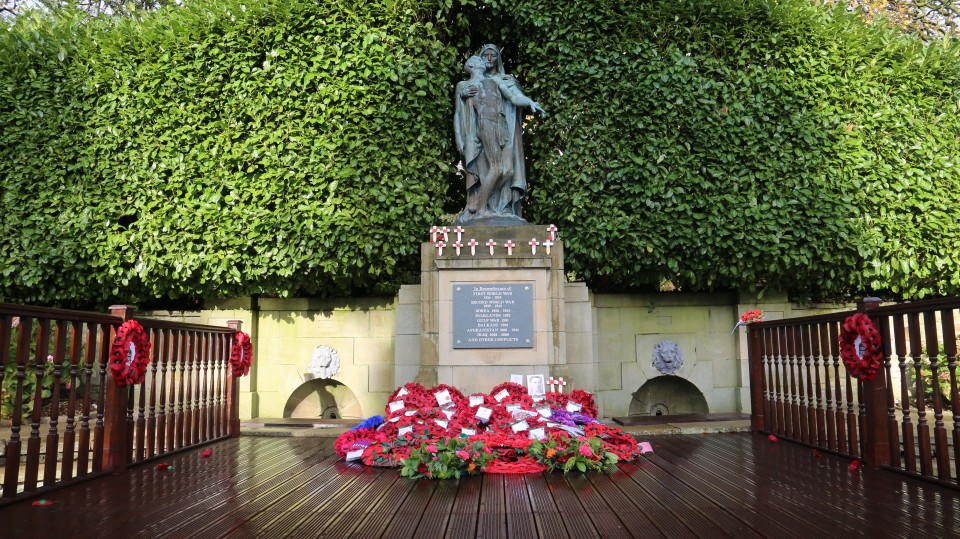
[454,45,545,225]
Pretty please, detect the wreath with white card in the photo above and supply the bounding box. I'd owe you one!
[109,320,151,386]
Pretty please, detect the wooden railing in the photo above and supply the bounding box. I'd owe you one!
[748,297,960,489]
[0,303,242,504]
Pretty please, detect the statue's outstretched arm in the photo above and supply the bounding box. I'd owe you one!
[500,77,546,115]
[512,93,546,116]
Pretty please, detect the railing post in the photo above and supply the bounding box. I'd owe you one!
[858,297,891,469]
[226,320,242,438]
[102,305,135,473]
[748,325,765,433]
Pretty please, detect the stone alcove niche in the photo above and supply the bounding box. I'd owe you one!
[282,378,362,420]
[628,376,709,416]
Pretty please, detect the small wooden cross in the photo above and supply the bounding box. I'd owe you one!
[435,241,445,256]
[453,241,463,256]
[547,377,557,392]
[529,238,539,255]
[453,226,464,242]
[468,238,478,256]
[504,240,515,255]
[543,239,553,255]
[556,377,567,393]
[430,226,439,243]
[486,239,497,255]
[547,224,558,241]
[440,227,450,242]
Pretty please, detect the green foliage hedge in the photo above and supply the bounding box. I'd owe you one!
[498,0,960,299]
[1,0,461,306]
[2,0,960,307]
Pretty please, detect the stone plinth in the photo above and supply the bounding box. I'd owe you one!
[419,225,566,395]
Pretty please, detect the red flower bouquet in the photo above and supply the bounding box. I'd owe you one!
[501,393,535,408]
[336,380,642,479]
[568,389,598,419]
[542,391,569,409]
[731,309,764,334]
[429,383,468,409]
[490,381,528,400]
[389,382,426,402]
[334,428,377,459]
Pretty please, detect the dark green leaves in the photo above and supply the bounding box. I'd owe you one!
[0,0,460,307]
[503,0,960,300]
[2,0,959,307]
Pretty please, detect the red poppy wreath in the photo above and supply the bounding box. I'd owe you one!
[109,320,152,386]
[839,313,882,382]
[230,331,253,377]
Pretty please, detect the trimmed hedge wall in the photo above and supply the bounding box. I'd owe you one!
[503,0,960,299]
[1,0,959,307]
[1,0,460,306]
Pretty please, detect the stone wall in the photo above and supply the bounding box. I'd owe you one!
[143,290,850,420]
[143,296,398,420]
[593,290,849,418]
[593,292,739,418]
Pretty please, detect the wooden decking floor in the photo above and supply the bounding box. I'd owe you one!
[2,432,958,538]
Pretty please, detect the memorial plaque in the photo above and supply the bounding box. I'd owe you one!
[452,283,534,349]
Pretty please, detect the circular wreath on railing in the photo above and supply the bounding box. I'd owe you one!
[230,331,253,377]
[109,320,152,386]
[839,313,882,382]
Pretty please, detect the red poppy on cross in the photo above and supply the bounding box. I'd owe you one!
[556,377,567,393]
[547,377,557,392]
[435,241,445,256]
[529,238,539,255]
[468,238,479,256]
[440,227,450,242]
[453,226,464,242]
[547,224,558,241]
[454,241,463,256]
[504,240,515,255]
[430,226,439,243]
[486,239,497,255]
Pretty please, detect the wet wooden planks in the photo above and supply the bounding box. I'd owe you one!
[2,433,959,538]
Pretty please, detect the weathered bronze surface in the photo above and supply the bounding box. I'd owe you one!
[455,45,544,226]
